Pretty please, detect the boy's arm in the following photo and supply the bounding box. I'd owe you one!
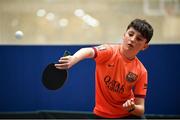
[131,97,145,116]
[55,47,95,69]
[122,97,145,116]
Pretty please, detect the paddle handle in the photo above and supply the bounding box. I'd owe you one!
[63,50,71,57]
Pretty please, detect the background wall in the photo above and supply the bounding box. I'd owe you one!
[0,0,180,117]
[0,44,180,115]
[0,0,180,44]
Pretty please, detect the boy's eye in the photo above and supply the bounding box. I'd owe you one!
[128,33,133,36]
[137,37,142,41]
[137,36,144,41]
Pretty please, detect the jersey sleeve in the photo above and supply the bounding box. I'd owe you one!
[134,70,148,98]
[92,44,113,63]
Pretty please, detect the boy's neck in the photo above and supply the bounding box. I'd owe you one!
[119,44,136,60]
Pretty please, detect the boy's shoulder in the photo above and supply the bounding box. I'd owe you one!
[135,57,147,73]
[95,43,119,51]
[103,43,120,49]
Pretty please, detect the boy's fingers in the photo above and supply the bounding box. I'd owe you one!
[60,56,71,60]
[55,66,67,70]
[58,59,68,63]
[123,98,135,108]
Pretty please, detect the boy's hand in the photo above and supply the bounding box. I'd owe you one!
[122,98,135,112]
[55,55,76,69]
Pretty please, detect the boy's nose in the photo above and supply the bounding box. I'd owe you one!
[130,36,136,43]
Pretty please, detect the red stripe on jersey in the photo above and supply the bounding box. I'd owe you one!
[135,94,146,98]
[92,47,97,58]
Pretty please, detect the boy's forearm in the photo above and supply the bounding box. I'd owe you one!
[72,47,94,65]
[55,47,94,70]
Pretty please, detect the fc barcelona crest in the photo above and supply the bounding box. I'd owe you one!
[126,72,138,82]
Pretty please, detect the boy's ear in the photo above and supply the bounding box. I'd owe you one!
[123,33,125,38]
[124,33,125,36]
[142,43,149,51]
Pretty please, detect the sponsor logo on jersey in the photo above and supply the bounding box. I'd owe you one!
[104,75,124,93]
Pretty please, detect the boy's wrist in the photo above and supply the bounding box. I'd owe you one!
[128,106,135,112]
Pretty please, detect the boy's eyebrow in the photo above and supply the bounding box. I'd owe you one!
[128,29,141,36]
[127,30,135,35]
[129,29,146,39]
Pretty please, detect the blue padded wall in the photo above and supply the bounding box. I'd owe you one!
[0,44,180,115]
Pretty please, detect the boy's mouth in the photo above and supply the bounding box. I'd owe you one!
[128,43,134,48]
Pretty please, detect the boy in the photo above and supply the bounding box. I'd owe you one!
[55,19,153,118]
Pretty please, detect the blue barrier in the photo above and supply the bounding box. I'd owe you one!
[0,44,180,115]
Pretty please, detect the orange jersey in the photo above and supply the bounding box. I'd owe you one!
[92,44,148,118]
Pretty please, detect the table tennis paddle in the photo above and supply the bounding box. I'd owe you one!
[42,50,71,90]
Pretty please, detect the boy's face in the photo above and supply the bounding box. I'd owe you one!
[122,27,149,53]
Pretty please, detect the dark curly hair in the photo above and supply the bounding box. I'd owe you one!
[127,19,154,43]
